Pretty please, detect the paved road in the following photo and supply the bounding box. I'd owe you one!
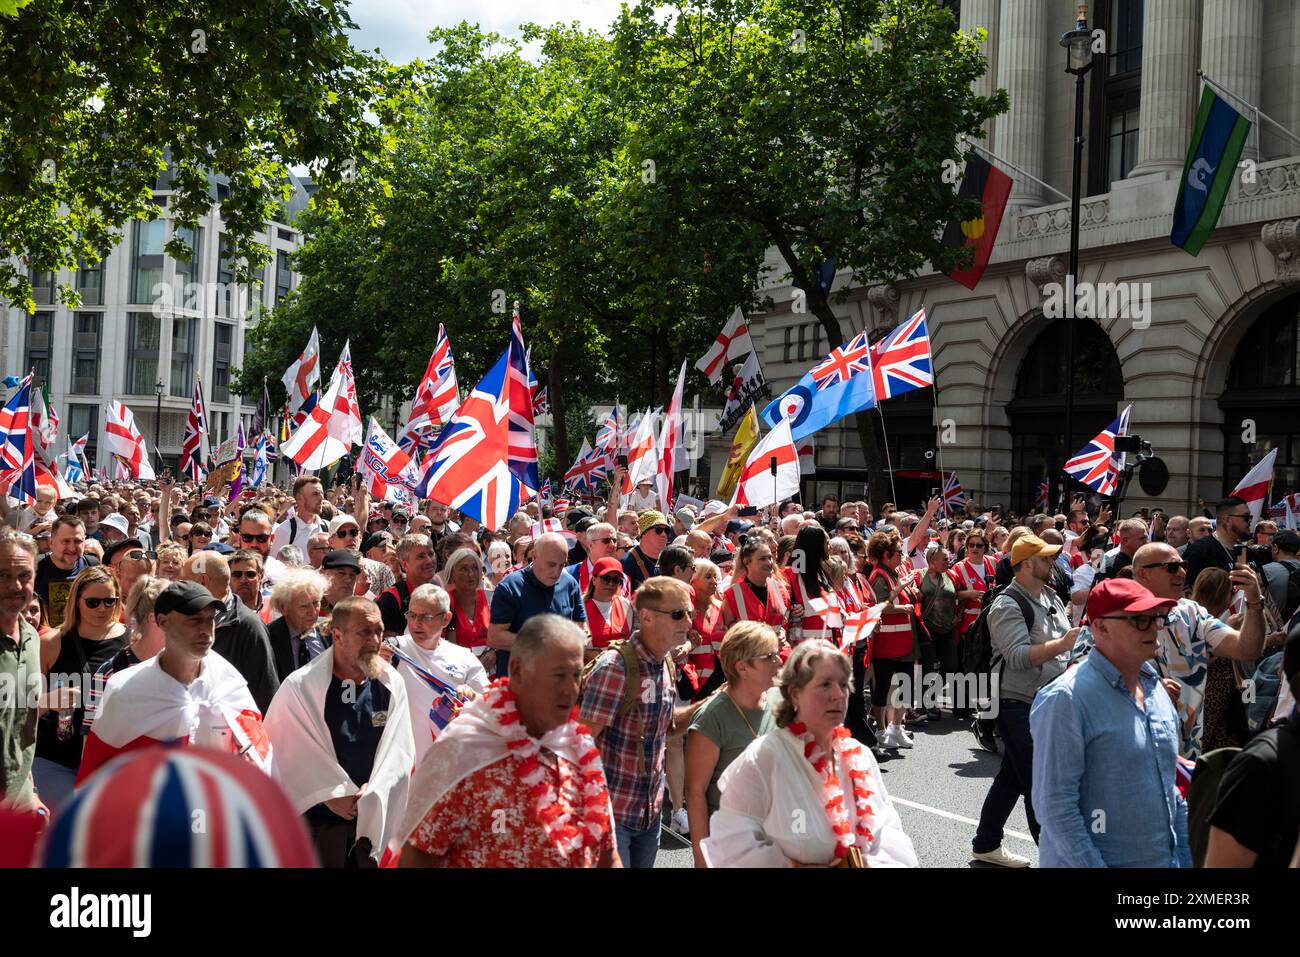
[654,712,1039,868]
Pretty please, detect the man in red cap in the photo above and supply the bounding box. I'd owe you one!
[1030,579,1188,867]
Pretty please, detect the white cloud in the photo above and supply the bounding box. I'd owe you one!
[345,0,628,63]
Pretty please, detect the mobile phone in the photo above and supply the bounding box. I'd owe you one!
[1232,542,1248,564]
[930,488,939,498]
[161,468,173,482]
[738,506,759,517]
[615,453,628,469]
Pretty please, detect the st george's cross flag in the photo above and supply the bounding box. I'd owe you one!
[415,345,524,530]
[103,401,155,480]
[696,307,757,384]
[731,417,800,509]
[796,435,816,475]
[839,603,886,654]
[282,325,321,413]
[1063,404,1132,497]
[657,360,687,513]
[1230,448,1278,527]
[871,307,934,401]
[280,364,351,470]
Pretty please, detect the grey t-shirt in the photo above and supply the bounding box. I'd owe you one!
[689,691,766,816]
[988,579,1070,704]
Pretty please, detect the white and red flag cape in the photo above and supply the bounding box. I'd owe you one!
[264,648,415,866]
[282,325,321,413]
[1230,448,1277,527]
[103,401,155,480]
[730,417,800,509]
[76,651,271,788]
[695,307,755,384]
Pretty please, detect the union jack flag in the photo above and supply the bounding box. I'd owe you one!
[870,307,933,401]
[532,386,550,416]
[180,379,209,481]
[398,324,460,454]
[539,478,553,507]
[939,471,966,517]
[1034,477,1050,511]
[389,647,465,737]
[507,306,539,498]
[810,331,873,390]
[596,403,621,452]
[0,375,38,505]
[415,345,524,529]
[564,438,603,492]
[1063,405,1132,497]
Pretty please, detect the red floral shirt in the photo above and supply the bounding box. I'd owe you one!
[408,751,614,867]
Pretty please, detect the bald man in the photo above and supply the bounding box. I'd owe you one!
[488,532,587,679]
[182,551,279,712]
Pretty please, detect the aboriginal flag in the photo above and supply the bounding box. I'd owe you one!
[942,153,1013,290]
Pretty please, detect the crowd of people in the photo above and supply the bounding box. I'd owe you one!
[0,465,1296,869]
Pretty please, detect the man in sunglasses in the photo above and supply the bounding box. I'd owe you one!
[237,507,287,593]
[1183,496,1253,589]
[329,515,394,599]
[622,511,671,592]
[1070,541,1266,761]
[564,521,620,593]
[1031,578,1187,867]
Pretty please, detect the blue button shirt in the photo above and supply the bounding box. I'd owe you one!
[1030,651,1190,868]
[488,565,587,677]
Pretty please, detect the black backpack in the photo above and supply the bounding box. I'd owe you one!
[961,583,1035,681]
[1277,559,1300,622]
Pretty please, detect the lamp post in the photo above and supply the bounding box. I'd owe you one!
[1059,2,1094,507]
[154,377,165,471]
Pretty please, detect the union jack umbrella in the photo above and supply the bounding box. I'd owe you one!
[40,747,317,867]
[1062,405,1132,497]
[870,307,933,401]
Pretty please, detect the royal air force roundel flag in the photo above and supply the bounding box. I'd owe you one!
[760,332,877,441]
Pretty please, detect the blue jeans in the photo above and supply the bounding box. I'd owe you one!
[615,821,660,869]
[973,699,1041,854]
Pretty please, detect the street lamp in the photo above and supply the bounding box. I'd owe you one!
[154,377,165,471]
[1059,1,1094,506]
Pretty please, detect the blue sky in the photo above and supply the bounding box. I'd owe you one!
[345,0,629,62]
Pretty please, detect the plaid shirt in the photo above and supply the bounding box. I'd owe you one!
[580,632,675,830]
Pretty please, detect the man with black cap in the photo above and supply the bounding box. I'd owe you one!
[564,507,595,565]
[971,533,1079,867]
[322,549,362,611]
[1205,624,1300,867]
[623,511,671,593]
[1031,579,1187,867]
[78,580,271,786]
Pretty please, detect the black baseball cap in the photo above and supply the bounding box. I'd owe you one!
[203,542,236,556]
[1273,530,1300,552]
[155,581,224,616]
[361,532,391,554]
[103,539,148,565]
[322,549,361,572]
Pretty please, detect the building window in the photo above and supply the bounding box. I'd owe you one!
[217,235,238,318]
[67,404,98,470]
[1088,0,1143,195]
[212,322,234,403]
[70,313,101,394]
[24,313,53,389]
[275,250,292,305]
[173,224,203,309]
[29,269,55,306]
[797,323,823,362]
[783,326,796,363]
[214,410,229,444]
[131,218,167,304]
[170,316,197,398]
[77,259,103,306]
[125,313,161,395]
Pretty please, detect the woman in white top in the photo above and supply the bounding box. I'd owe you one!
[702,640,918,868]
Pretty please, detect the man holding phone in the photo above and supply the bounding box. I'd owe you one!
[1183,496,1252,589]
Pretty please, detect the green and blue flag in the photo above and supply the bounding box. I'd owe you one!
[1171,87,1251,255]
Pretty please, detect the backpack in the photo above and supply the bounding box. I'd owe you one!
[1277,559,1300,622]
[960,583,1034,683]
[1186,747,1241,867]
[580,640,677,776]
[1245,650,1286,735]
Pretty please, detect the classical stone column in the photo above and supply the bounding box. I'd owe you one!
[1129,0,1202,176]
[959,0,1000,147]
[1201,0,1262,161]
[993,0,1046,207]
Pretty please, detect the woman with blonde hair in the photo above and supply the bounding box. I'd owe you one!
[701,640,917,868]
[442,547,494,671]
[155,541,186,581]
[33,566,129,811]
[82,576,170,736]
[685,621,781,867]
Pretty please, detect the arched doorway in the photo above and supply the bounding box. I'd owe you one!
[1006,319,1125,511]
[1218,292,1300,498]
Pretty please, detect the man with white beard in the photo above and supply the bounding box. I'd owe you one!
[264,596,415,867]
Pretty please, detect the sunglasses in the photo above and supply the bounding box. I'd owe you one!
[1138,560,1186,574]
[231,569,261,580]
[644,606,689,620]
[241,533,271,543]
[1096,613,1169,631]
[337,528,360,539]
[746,652,782,664]
[82,596,119,609]
[593,536,616,545]
[596,573,623,586]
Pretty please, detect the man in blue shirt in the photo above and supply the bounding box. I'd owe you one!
[489,533,586,677]
[1031,578,1191,868]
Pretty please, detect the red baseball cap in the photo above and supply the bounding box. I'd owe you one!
[1085,578,1176,622]
[592,556,623,578]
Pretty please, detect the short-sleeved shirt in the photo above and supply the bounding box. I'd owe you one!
[0,618,41,804]
[580,633,674,830]
[306,675,391,825]
[1207,714,1300,868]
[489,566,586,677]
[35,554,98,628]
[688,691,764,816]
[919,570,957,634]
[407,752,613,867]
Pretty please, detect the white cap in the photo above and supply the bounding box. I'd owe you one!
[99,513,130,537]
[329,513,359,536]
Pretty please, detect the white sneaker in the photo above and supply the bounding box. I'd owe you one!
[670,808,690,835]
[877,725,901,749]
[972,845,1032,867]
[893,725,915,749]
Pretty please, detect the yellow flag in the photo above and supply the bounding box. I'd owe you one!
[716,406,761,499]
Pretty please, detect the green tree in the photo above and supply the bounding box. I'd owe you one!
[611,0,1006,510]
[0,0,412,311]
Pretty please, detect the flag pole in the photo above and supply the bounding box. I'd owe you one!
[959,135,1071,203]
[1197,71,1300,151]
[875,405,898,507]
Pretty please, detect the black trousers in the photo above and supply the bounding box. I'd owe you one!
[845,639,877,747]
[308,817,375,868]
